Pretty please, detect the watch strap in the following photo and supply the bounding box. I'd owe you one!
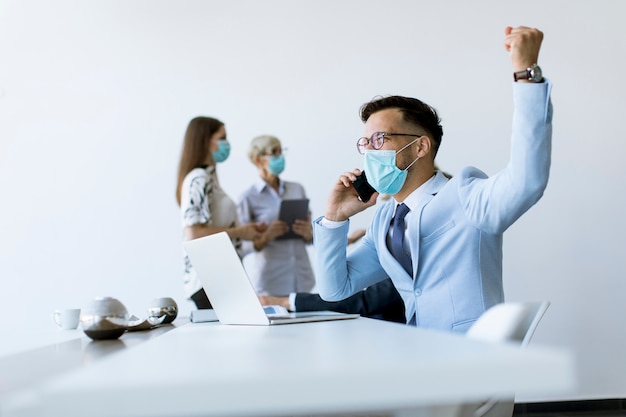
[513,69,530,82]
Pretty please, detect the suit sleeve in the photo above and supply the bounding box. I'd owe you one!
[313,216,388,301]
[460,80,553,233]
[295,279,405,323]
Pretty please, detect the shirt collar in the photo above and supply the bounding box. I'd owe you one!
[393,173,438,213]
[253,177,285,195]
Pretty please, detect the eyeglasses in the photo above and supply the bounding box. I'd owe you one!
[356,132,422,155]
[263,147,286,157]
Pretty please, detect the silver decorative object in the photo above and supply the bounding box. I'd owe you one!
[80,297,129,340]
[147,297,178,324]
[127,314,166,331]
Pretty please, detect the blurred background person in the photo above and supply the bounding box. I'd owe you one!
[238,134,315,296]
[176,116,263,309]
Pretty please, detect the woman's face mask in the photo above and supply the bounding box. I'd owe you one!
[212,140,231,163]
[266,154,285,176]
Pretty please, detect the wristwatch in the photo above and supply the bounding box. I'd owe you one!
[513,64,543,82]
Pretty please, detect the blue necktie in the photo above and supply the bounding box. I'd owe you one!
[390,203,412,276]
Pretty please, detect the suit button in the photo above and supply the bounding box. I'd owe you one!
[414,288,422,296]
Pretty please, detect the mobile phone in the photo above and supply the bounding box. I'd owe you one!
[352,171,376,202]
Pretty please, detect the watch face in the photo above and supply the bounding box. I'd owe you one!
[530,64,543,82]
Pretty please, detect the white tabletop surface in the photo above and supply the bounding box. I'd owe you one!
[1,317,575,417]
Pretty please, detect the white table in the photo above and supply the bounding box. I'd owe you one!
[1,317,574,417]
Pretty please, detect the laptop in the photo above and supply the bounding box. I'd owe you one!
[183,232,360,325]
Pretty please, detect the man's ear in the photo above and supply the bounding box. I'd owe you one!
[417,135,432,157]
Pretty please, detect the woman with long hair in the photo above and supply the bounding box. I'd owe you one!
[176,116,263,309]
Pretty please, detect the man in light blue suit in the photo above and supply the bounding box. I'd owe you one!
[313,26,552,333]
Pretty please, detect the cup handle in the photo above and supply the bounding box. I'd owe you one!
[52,311,61,326]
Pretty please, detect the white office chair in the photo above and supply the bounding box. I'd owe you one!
[457,301,551,417]
[361,302,551,417]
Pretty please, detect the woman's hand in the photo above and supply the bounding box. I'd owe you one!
[231,222,265,241]
[291,218,313,243]
[185,222,265,241]
[347,228,366,245]
[258,295,290,310]
[253,220,289,250]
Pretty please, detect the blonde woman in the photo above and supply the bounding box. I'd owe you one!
[237,135,315,296]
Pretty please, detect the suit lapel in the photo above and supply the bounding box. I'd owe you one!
[407,172,449,278]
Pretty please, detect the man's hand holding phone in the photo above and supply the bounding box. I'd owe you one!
[352,171,377,202]
[324,169,379,222]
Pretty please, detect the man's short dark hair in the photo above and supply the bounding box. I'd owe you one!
[360,96,443,157]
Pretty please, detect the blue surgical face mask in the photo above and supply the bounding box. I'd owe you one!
[212,140,231,163]
[267,154,285,176]
[363,138,420,195]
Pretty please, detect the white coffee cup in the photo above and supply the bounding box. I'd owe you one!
[53,308,81,330]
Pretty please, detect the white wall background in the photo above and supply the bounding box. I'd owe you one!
[1,0,624,402]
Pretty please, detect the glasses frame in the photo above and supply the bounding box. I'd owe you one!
[356,132,422,155]
[262,146,286,157]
